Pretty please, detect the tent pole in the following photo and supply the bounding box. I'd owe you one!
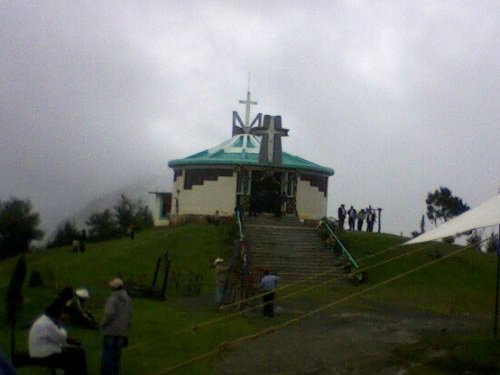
[494,224,500,339]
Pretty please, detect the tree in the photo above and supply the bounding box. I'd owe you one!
[6,255,27,356]
[47,220,80,248]
[426,187,470,226]
[486,232,499,254]
[466,229,484,251]
[0,198,44,260]
[113,194,154,232]
[86,209,121,242]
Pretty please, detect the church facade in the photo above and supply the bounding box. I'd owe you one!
[152,92,334,225]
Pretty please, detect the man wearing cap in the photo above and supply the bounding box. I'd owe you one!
[100,278,132,375]
[67,288,98,330]
[214,258,230,308]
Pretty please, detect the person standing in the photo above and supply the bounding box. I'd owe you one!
[347,206,357,231]
[260,271,280,317]
[366,206,376,232]
[100,278,132,375]
[357,209,366,231]
[79,230,87,253]
[337,204,347,230]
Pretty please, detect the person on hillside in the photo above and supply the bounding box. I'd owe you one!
[366,206,376,232]
[347,206,357,231]
[357,209,366,231]
[71,239,80,253]
[127,224,135,240]
[214,258,230,308]
[100,278,132,375]
[337,204,346,230]
[67,288,98,330]
[260,270,280,317]
[28,298,88,374]
[79,230,87,253]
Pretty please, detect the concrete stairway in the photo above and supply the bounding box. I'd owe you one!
[243,214,343,285]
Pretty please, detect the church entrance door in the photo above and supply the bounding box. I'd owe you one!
[250,171,283,216]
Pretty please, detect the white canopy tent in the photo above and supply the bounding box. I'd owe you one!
[404,193,500,245]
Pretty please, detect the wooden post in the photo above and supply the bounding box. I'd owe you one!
[151,257,161,289]
[160,253,170,299]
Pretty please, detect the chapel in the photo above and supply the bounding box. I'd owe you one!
[151,92,334,225]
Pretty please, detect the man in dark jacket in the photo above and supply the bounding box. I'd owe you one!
[100,278,132,375]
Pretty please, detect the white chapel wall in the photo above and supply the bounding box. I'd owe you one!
[296,179,328,220]
[174,174,237,217]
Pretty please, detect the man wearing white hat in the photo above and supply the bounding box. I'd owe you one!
[67,288,98,330]
[100,278,132,375]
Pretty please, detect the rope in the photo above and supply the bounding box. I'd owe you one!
[155,242,475,374]
[129,244,429,350]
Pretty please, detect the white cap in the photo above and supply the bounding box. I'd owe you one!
[214,258,224,265]
[109,278,124,289]
[75,288,90,299]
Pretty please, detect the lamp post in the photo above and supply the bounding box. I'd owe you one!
[377,208,383,233]
[494,224,500,338]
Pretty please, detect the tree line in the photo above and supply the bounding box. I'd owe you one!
[0,194,153,259]
[414,186,498,252]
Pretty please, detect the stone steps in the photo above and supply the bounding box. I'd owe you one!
[243,215,341,285]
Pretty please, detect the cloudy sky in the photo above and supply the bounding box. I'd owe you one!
[1,1,499,238]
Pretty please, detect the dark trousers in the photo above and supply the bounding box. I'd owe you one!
[348,218,355,230]
[338,218,345,230]
[36,346,88,375]
[262,291,275,317]
[357,220,363,231]
[101,336,126,375]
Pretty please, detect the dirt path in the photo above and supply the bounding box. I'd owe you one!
[214,304,486,375]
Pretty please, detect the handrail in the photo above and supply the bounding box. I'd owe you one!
[321,219,360,269]
[236,212,244,240]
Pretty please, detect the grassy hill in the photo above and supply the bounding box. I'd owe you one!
[0,224,498,374]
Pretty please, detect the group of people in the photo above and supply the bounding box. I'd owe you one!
[214,258,279,318]
[27,277,132,375]
[337,204,377,232]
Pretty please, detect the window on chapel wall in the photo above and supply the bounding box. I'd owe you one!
[160,194,172,218]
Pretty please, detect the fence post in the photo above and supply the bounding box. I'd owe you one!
[161,252,170,299]
[151,257,161,289]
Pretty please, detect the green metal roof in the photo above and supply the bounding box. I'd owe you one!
[168,134,334,175]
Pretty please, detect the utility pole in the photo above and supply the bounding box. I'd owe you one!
[494,224,500,338]
[377,208,383,233]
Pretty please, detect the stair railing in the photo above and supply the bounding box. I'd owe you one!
[236,211,244,241]
[233,212,254,309]
[320,218,360,269]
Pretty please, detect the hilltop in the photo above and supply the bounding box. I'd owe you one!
[0,224,498,374]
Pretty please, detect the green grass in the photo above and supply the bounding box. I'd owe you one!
[0,226,498,374]
[337,231,497,316]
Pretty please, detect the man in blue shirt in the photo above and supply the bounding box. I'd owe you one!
[260,270,279,317]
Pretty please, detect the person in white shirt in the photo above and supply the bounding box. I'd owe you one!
[260,270,280,317]
[28,295,88,374]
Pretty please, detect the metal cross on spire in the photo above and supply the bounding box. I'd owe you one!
[232,86,262,136]
[239,91,258,128]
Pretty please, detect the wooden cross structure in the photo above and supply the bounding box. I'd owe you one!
[231,91,289,165]
[251,115,289,165]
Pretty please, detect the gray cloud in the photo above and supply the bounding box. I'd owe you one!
[1,1,499,237]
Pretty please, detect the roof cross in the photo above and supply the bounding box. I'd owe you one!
[239,91,258,128]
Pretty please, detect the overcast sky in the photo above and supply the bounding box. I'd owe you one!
[1,1,499,238]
